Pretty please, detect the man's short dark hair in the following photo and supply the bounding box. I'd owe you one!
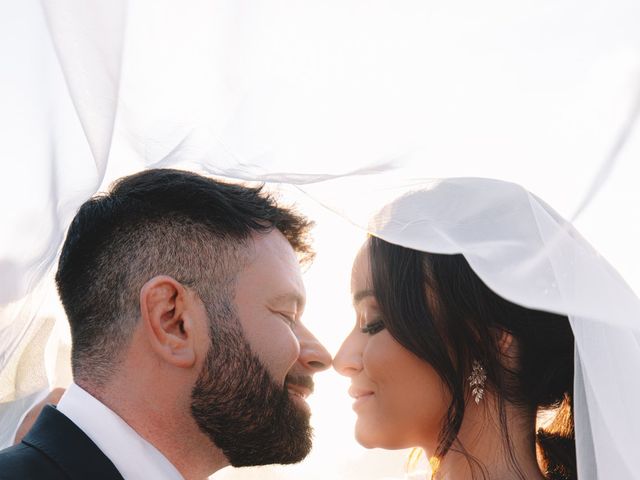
[55,168,313,386]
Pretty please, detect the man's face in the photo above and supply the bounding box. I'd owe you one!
[190,230,331,466]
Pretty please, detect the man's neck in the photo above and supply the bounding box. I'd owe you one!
[78,378,229,480]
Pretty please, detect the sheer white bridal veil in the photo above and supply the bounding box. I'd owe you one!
[2,0,640,478]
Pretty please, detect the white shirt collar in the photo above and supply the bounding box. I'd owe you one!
[57,382,185,480]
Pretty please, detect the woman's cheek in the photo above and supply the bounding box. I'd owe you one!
[361,333,394,380]
[362,332,451,450]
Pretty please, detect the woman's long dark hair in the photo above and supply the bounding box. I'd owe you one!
[368,236,576,480]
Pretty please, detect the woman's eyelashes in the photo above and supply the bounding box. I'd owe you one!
[360,319,385,335]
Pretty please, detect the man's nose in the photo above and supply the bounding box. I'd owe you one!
[333,333,362,378]
[296,325,332,372]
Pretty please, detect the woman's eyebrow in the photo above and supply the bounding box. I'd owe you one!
[352,289,375,305]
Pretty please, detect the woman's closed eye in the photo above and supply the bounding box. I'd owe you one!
[360,320,385,335]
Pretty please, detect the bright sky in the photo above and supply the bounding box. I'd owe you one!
[3,1,640,478]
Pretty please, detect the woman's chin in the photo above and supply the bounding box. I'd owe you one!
[354,430,378,449]
[354,424,409,451]
[354,419,378,448]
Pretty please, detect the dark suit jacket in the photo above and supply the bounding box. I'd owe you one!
[0,405,124,480]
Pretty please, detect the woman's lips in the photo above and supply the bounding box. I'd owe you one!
[348,387,375,411]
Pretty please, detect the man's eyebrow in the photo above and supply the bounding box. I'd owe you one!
[352,289,375,305]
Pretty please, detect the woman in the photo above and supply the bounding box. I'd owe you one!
[334,178,640,479]
[334,238,574,479]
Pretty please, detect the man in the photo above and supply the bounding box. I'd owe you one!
[0,169,331,479]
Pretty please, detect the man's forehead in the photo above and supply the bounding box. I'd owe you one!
[241,230,307,304]
[251,230,301,262]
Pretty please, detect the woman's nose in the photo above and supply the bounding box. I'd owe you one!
[333,332,363,377]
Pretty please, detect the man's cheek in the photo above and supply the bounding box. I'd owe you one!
[252,326,300,383]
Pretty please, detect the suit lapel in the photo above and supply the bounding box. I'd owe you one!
[23,405,124,480]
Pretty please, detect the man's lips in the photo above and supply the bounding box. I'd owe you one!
[287,384,312,400]
[286,374,314,400]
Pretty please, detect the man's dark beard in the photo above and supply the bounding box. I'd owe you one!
[190,309,313,466]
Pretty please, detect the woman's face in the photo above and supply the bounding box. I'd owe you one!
[333,243,450,452]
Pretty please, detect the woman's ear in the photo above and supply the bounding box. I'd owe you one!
[139,275,197,368]
[497,329,514,353]
[495,328,517,368]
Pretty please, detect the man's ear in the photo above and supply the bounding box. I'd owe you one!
[139,275,198,368]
